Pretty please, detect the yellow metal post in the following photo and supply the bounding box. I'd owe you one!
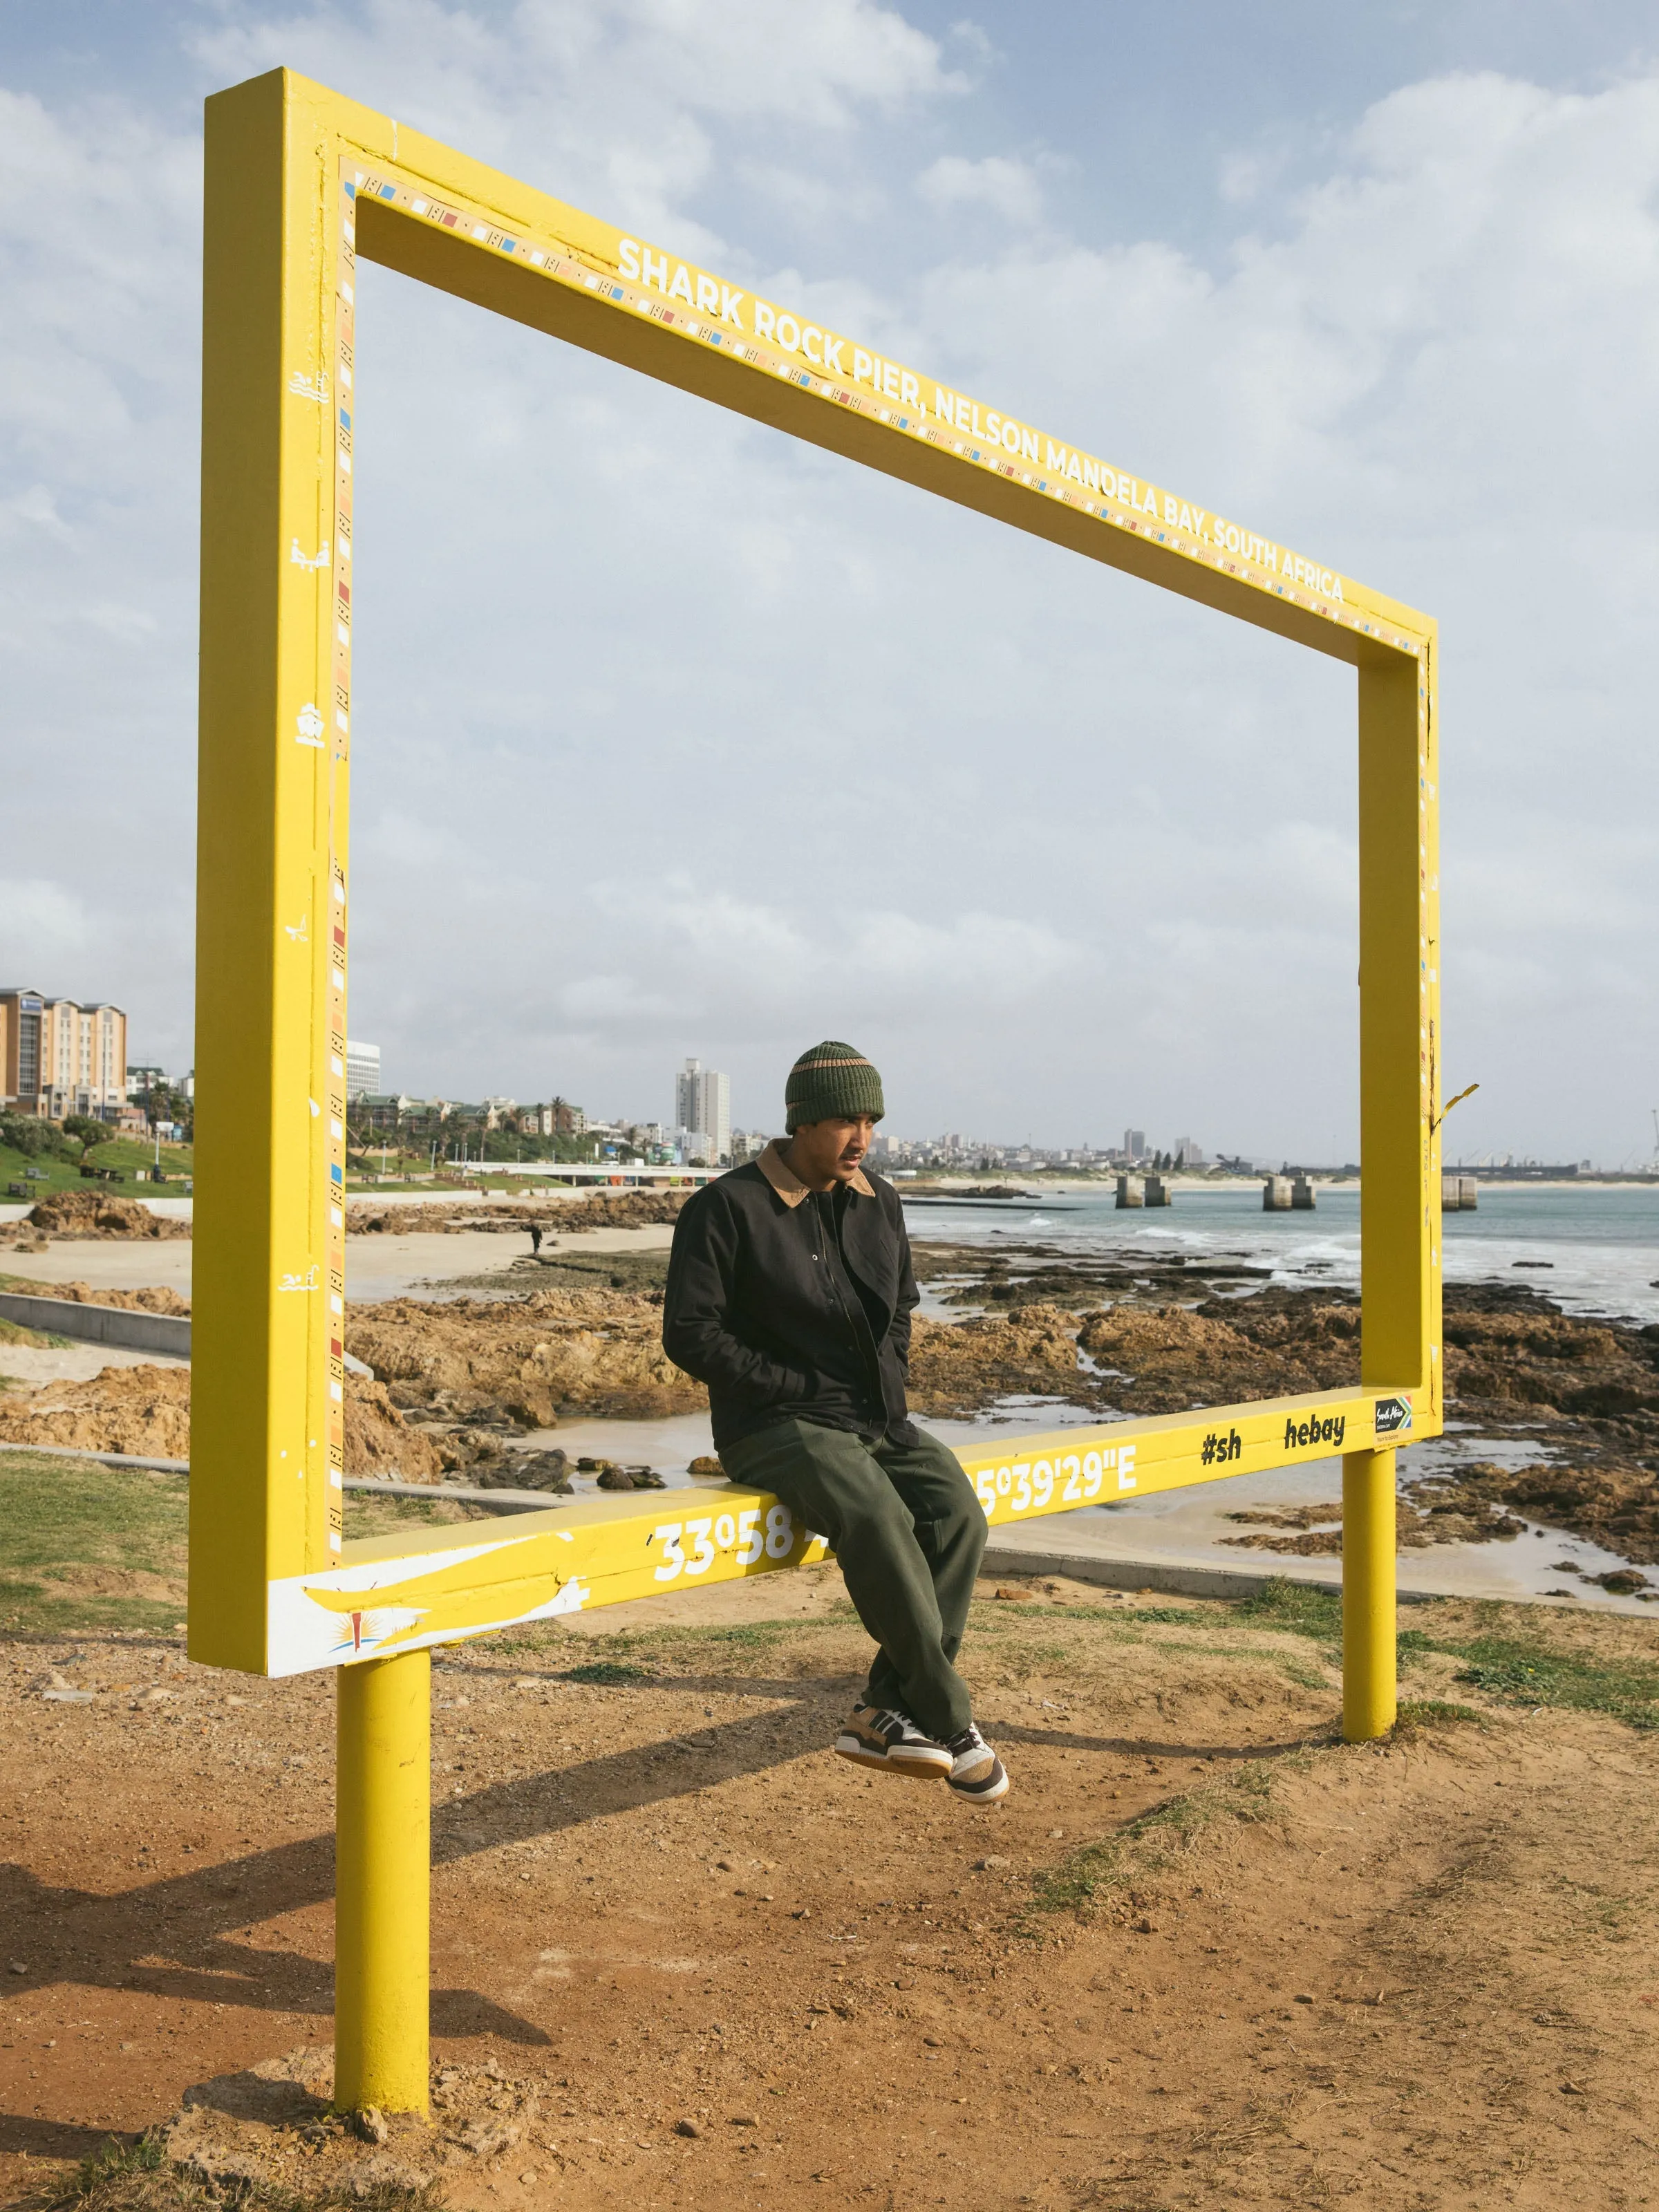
[1342,1448,1398,1741]
[335,1649,431,2113]
[1356,650,1441,1407]
[1350,642,1438,1741]
[194,67,353,1672]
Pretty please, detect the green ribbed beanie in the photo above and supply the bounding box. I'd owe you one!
[785,1040,885,1132]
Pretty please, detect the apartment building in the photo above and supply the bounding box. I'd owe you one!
[353,1094,449,1134]
[522,1100,585,1136]
[0,988,128,1121]
[675,1058,731,1164]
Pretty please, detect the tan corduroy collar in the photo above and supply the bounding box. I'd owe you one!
[757,1137,874,1206]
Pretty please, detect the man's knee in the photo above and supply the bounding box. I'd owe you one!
[946,1494,989,1569]
[767,1443,911,1557]
[927,1457,988,1548]
[838,1477,918,1554]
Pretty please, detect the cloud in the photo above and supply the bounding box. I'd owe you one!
[427,876,1082,1065]
[0,879,99,967]
[917,152,1043,224]
[191,0,959,243]
[0,485,73,543]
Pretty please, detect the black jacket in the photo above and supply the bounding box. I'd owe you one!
[662,1141,920,1452]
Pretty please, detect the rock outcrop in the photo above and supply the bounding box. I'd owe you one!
[24,1190,190,1239]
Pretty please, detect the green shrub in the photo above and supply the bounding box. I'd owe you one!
[0,1112,73,1160]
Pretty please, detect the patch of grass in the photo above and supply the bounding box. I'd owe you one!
[996,1638,1074,1665]
[971,1597,1203,1628]
[1450,1635,1659,1730]
[45,2135,180,2212]
[637,1611,856,1652]
[344,1490,490,1539]
[1230,1577,1344,1639]
[1393,1698,1483,1732]
[1154,1636,1332,1693]
[46,2133,444,2212]
[561,1660,654,1685]
[1030,1763,1275,1918]
[973,1596,1337,1693]
[496,1611,863,1678]
[693,1621,795,1650]
[0,1586,182,1638]
[1551,1877,1640,1941]
[969,1603,1212,1641]
[0,1449,187,1635]
[0,1134,193,1203]
[1230,1578,1659,1734]
[0,1315,73,1347]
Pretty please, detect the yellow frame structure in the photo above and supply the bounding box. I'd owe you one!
[193,68,1441,2110]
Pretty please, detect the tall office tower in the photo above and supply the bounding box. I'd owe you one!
[676,1058,732,1163]
[1123,1127,1147,1159]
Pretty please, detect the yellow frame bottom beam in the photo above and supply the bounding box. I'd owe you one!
[274,1382,1427,1676]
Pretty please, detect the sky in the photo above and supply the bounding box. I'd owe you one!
[3,2,1657,1165]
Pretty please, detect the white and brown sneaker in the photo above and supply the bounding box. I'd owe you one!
[944,1723,1009,1803]
[834,1705,953,1779]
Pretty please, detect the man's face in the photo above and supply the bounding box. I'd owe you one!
[790,1115,877,1186]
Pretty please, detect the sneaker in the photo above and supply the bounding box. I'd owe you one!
[834,1705,953,1779]
[944,1723,1009,1803]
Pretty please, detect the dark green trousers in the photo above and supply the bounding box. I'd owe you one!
[720,1418,986,1739]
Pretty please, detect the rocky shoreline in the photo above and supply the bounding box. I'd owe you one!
[908,1238,1659,1568]
[2,1219,1656,1577]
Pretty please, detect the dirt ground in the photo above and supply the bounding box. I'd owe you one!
[4,1571,1657,2212]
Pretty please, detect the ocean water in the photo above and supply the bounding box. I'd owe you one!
[902,1183,1659,1326]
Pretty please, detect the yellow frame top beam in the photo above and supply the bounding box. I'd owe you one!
[339,111,1427,668]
